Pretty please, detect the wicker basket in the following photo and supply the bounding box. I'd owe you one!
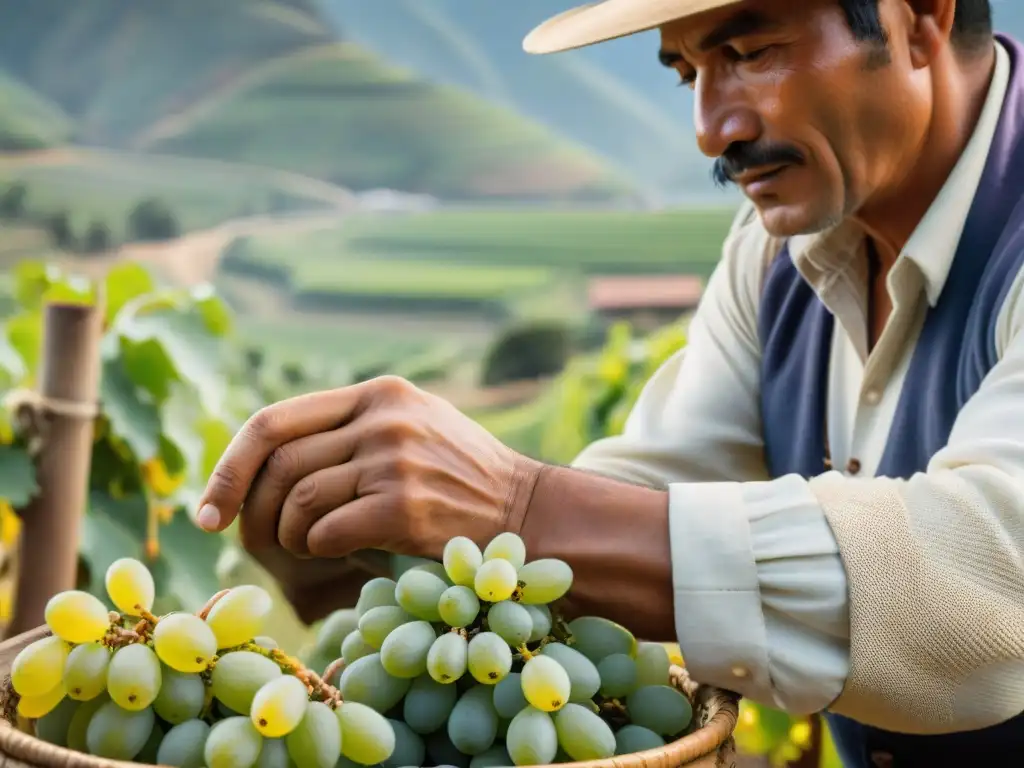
[0,626,740,768]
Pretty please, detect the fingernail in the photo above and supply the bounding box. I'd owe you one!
[196,504,221,531]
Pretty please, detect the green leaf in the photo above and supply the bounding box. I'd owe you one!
[6,311,42,380]
[0,325,26,389]
[104,263,155,325]
[119,336,178,403]
[100,357,161,462]
[13,261,52,311]
[192,287,232,336]
[0,444,37,506]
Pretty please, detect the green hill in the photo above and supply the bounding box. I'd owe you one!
[0,70,73,150]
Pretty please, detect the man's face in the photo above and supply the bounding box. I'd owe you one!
[660,0,932,237]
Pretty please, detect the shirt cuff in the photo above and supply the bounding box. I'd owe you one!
[668,473,851,714]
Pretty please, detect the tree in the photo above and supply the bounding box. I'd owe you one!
[0,182,28,219]
[127,197,180,241]
[481,321,574,387]
[82,220,112,254]
[44,210,75,250]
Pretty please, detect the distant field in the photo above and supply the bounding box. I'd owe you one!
[0,72,73,150]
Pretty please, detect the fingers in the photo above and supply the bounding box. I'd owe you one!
[277,462,361,556]
[306,496,401,558]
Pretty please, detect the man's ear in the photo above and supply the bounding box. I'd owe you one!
[903,0,957,68]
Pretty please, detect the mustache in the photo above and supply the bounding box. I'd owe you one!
[711,142,805,188]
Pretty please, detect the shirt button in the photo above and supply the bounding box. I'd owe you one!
[864,389,881,405]
[846,458,862,475]
[870,751,894,768]
[730,665,749,679]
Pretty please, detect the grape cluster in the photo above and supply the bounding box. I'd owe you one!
[306,532,695,767]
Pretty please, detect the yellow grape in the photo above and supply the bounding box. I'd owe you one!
[205,585,273,648]
[152,612,218,673]
[442,536,482,587]
[473,559,517,603]
[44,590,110,644]
[250,674,309,737]
[516,559,573,605]
[11,635,70,697]
[104,558,155,614]
[482,532,526,570]
[521,655,571,712]
[17,682,66,718]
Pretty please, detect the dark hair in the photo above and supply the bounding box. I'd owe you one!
[839,0,992,56]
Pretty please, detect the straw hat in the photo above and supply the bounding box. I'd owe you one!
[523,0,745,54]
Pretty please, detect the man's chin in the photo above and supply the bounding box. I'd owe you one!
[750,199,840,238]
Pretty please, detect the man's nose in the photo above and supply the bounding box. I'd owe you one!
[693,77,761,159]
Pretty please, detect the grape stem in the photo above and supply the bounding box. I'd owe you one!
[322,657,346,686]
[197,589,231,620]
[236,642,345,708]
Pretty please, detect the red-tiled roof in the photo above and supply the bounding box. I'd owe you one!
[587,275,704,311]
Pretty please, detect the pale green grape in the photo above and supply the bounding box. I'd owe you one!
[153,612,218,673]
[466,632,512,685]
[485,601,532,646]
[45,590,111,645]
[383,718,426,768]
[626,685,694,736]
[341,630,377,665]
[447,684,498,756]
[251,674,309,737]
[154,668,205,724]
[566,616,637,663]
[285,700,340,768]
[66,693,109,752]
[253,636,279,650]
[473,560,517,603]
[598,653,638,698]
[427,632,468,684]
[157,719,211,767]
[438,586,480,628]
[17,682,67,718]
[105,557,155,614]
[64,642,110,701]
[205,585,273,648]
[403,674,458,734]
[554,703,616,761]
[204,716,264,768]
[314,609,359,658]
[336,701,396,765]
[521,655,571,712]
[136,721,166,764]
[425,729,471,768]
[411,560,453,584]
[356,577,399,616]
[516,559,573,605]
[11,634,70,697]
[506,706,557,766]
[211,650,283,714]
[107,643,161,710]
[35,697,79,747]
[492,673,529,719]
[523,604,552,643]
[256,737,293,768]
[482,532,526,570]
[380,620,436,678]
[85,700,155,760]
[469,743,512,768]
[614,724,665,755]
[635,642,671,687]
[538,642,600,702]
[339,653,412,713]
[395,569,447,622]
[358,605,413,649]
[443,536,483,587]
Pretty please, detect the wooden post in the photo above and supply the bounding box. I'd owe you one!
[6,302,103,636]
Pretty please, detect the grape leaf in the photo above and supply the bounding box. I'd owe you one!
[0,444,38,507]
[100,357,161,462]
[104,263,155,325]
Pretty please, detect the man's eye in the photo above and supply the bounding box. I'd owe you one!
[728,45,771,62]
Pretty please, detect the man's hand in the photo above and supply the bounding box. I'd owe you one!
[195,375,543,563]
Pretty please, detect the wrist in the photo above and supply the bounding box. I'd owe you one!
[501,453,546,537]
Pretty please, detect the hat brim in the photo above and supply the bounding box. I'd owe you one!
[523,0,745,54]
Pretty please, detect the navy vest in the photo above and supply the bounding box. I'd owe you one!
[758,34,1024,768]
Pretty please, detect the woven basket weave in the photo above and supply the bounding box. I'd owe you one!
[0,626,740,768]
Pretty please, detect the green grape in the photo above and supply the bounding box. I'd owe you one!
[85,700,155,760]
[285,700,340,768]
[107,643,161,710]
[356,577,399,616]
[253,636,279,650]
[105,557,155,614]
[205,585,273,648]
[635,642,671,687]
[136,720,166,764]
[12,634,70,697]
[438,586,480,628]
[566,616,637,663]
[383,718,426,768]
[359,605,414,649]
[427,632,468,684]
[496,716,510,739]
[341,629,377,664]
[66,693,109,752]
[469,743,513,768]
[447,684,498,755]
[597,653,638,698]
[521,655,571,712]
[18,682,67,718]
[473,559,517,603]
[339,652,412,713]
[626,685,694,736]
[204,716,264,768]
[523,604,552,643]
[313,609,359,658]
[403,674,458,734]
[395,569,447,622]
[492,673,528,719]
[506,706,557,766]
[516,559,573,605]
[64,642,110,701]
[211,650,283,714]
[485,601,532,646]
[538,642,600,702]
[443,536,483,587]
[154,668,205,724]
[45,590,111,645]
[380,620,436,678]
[153,612,218,673]
[336,701,396,765]
[411,560,453,584]
[425,729,472,768]
[251,674,309,737]
[466,632,512,684]
[256,737,294,768]
[482,532,526,570]
[614,724,665,755]
[553,703,616,761]
[35,696,79,747]
[158,719,211,768]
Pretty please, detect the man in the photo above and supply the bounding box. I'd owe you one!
[194,1,1024,765]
